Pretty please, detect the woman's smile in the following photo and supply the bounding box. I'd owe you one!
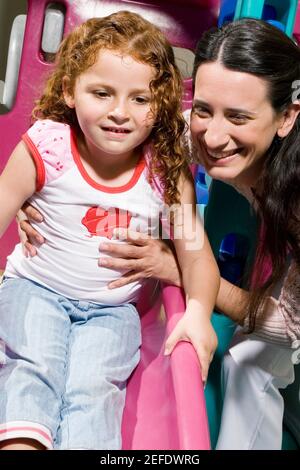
[205,147,245,166]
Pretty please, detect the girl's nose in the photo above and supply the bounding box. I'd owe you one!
[108,99,129,123]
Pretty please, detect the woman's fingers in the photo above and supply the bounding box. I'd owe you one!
[24,241,37,257]
[113,228,151,246]
[100,241,144,259]
[99,231,181,286]
[19,220,44,245]
[16,206,44,257]
[20,202,43,222]
[108,271,142,289]
[98,256,140,271]
[17,206,45,257]
[17,217,29,256]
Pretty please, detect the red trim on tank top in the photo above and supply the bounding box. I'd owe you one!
[70,129,145,193]
[22,133,46,191]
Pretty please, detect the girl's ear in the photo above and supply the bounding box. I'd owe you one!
[62,76,75,108]
[277,101,300,138]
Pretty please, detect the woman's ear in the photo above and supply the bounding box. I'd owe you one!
[62,76,75,108]
[277,101,300,138]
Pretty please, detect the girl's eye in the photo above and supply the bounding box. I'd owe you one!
[134,96,149,104]
[94,91,109,98]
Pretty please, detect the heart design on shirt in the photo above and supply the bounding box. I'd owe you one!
[81,206,132,239]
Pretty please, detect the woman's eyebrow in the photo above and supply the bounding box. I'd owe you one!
[226,107,257,116]
[193,99,257,116]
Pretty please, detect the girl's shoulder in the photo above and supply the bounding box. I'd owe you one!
[23,119,74,188]
[26,118,70,142]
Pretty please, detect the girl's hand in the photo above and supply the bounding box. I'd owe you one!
[17,202,44,257]
[99,228,182,288]
[164,299,218,384]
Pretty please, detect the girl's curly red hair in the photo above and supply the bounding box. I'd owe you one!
[33,10,189,205]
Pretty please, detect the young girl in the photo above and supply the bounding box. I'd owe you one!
[0,11,219,450]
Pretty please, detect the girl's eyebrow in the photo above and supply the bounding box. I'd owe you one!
[88,83,114,91]
[128,88,151,96]
[88,83,151,95]
[192,99,257,116]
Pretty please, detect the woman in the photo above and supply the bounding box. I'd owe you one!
[18,19,300,449]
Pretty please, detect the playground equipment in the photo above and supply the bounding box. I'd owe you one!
[218,0,299,36]
[294,2,300,42]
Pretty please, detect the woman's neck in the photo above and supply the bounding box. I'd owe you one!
[229,160,264,204]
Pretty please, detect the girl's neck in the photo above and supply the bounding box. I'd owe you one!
[77,135,141,182]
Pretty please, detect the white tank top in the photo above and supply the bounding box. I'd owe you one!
[5,119,165,304]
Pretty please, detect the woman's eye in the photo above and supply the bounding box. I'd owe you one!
[229,114,248,123]
[193,108,210,118]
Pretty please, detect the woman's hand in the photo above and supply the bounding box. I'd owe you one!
[99,228,182,289]
[164,299,218,384]
[17,202,44,257]
[16,213,183,287]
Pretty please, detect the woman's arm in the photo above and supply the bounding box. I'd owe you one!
[216,278,250,324]
[0,141,36,238]
[217,258,300,348]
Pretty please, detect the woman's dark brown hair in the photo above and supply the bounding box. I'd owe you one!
[192,19,300,329]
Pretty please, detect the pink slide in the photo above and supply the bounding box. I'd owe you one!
[0,0,219,449]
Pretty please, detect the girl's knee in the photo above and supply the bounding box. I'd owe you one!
[0,438,46,450]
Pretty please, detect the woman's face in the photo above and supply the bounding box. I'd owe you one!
[190,62,282,188]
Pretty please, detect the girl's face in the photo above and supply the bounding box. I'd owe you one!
[64,49,155,161]
[190,62,283,188]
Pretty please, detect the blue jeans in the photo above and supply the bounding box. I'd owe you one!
[0,277,141,449]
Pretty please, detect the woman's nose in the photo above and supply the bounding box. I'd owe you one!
[203,118,230,150]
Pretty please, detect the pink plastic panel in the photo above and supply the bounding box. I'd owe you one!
[294,2,300,43]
